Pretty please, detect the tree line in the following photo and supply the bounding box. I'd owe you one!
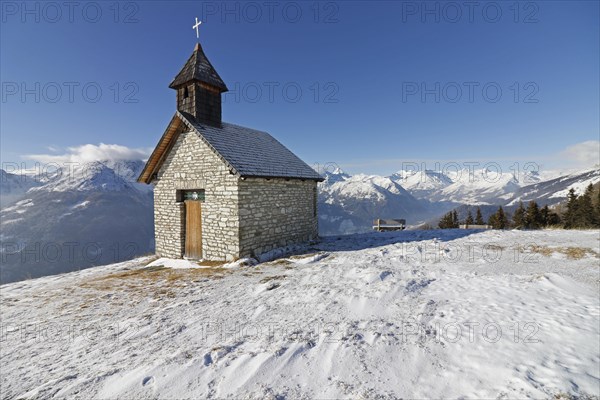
[438,183,600,230]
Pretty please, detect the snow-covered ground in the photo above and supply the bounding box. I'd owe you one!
[1,230,599,399]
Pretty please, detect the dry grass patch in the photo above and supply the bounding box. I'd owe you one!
[85,265,168,283]
[258,251,332,270]
[265,259,293,266]
[288,252,329,261]
[560,247,599,260]
[528,245,555,257]
[195,260,226,267]
[485,244,506,251]
[553,391,598,400]
[242,271,263,277]
[142,255,160,265]
[523,245,599,260]
[79,265,232,298]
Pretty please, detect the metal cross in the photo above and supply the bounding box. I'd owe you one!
[192,17,202,40]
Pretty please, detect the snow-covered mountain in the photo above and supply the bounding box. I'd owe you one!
[27,162,134,193]
[434,169,522,204]
[390,169,453,198]
[318,169,443,235]
[0,161,153,284]
[507,167,600,206]
[392,166,599,207]
[393,168,546,205]
[0,169,41,207]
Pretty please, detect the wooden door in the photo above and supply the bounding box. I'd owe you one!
[185,200,202,259]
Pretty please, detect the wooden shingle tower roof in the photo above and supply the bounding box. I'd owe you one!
[169,42,228,92]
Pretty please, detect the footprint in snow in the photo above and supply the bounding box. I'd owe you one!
[203,353,213,366]
[142,376,154,386]
[405,278,436,293]
[379,271,392,281]
[419,299,437,325]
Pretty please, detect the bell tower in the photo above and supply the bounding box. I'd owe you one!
[169,42,228,127]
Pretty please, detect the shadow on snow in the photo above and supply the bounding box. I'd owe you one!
[309,229,489,255]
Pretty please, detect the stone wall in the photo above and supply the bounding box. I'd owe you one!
[238,178,318,257]
[153,130,240,260]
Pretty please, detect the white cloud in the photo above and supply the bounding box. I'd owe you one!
[24,143,152,164]
[559,140,600,168]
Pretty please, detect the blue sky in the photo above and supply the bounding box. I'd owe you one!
[1,1,599,175]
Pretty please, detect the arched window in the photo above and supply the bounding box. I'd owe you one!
[183,86,189,99]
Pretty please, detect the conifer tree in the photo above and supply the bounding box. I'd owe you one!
[525,200,541,229]
[512,201,526,229]
[488,213,496,228]
[537,204,560,227]
[452,210,459,228]
[475,207,484,225]
[563,188,578,228]
[465,210,474,226]
[576,184,595,228]
[547,209,561,226]
[595,186,600,227]
[496,206,508,229]
[540,204,550,227]
[489,206,508,229]
[438,211,455,229]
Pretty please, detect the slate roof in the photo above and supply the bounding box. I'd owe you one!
[169,43,228,91]
[179,112,323,181]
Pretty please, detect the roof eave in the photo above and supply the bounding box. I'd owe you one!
[169,78,228,92]
[239,174,324,182]
[137,113,187,184]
